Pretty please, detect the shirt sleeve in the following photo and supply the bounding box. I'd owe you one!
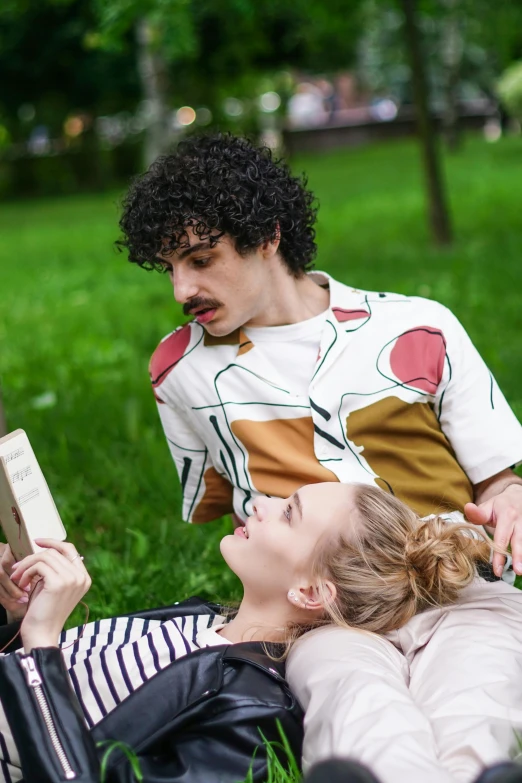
[155,398,234,524]
[435,306,522,485]
[286,626,448,782]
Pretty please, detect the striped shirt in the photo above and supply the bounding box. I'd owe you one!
[0,610,228,783]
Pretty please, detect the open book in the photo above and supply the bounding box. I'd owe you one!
[0,429,66,561]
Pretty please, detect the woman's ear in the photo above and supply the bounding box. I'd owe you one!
[287,581,337,612]
[318,580,337,608]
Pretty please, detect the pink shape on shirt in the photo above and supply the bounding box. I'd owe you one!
[389,327,446,393]
[332,308,370,322]
[150,324,191,388]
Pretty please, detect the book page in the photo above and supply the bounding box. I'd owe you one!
[0,430,66,543]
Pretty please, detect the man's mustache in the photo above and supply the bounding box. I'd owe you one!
[183,297,223,316]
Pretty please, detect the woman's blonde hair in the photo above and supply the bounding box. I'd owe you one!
[310,483,497,635]
[278,483,503,656]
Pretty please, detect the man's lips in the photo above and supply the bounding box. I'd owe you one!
[184,298,222,322]
[193,308,217,324]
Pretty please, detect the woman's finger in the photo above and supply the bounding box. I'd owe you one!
[0,544,16,572]
[0,582,27,607]
[19,550,89,593]
[11,549,68,588]
[33,539,89,577]
[17,561,62,592]
[0,548,25,601]
[33,538,81,561]
[0,570,25,600]
[19,559,89,593]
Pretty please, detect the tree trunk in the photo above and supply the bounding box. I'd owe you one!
[401,0,453,245]
[136,18,171,168]
[441,0,463,152]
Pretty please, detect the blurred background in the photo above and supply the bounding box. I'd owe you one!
[1,0,522,203]
[0,0,521,616]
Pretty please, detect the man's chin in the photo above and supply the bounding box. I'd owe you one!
[202,319,239,338]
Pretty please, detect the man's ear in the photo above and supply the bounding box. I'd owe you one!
[261,225,281,257]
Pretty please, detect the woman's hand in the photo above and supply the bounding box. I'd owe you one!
[10,539,91,652]
[0,542,30,621]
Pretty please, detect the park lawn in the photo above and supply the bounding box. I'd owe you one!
[0,133,521,630]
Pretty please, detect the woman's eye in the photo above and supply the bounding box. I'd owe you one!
[284,504,292,522]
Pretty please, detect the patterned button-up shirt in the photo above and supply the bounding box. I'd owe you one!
[150,272,522,523]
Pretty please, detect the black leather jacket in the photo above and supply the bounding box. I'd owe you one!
[0,598,303,783]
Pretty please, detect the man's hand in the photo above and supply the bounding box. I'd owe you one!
[465,482,522,577]
[0,542,29,621]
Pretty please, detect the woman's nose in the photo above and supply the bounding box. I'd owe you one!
[253,496,280,522]
[253,498,268,521]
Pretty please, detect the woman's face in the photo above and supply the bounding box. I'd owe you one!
[220,483,356,601]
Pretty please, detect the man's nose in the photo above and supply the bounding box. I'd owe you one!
[171,265,198,304]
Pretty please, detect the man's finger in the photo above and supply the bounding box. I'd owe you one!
[491,518,514,577]
[492,549,507,578]
[464,502,491,526]
[511,524,522,575]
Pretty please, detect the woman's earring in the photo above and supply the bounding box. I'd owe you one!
[288,590,300,603]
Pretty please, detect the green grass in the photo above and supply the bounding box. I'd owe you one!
[97,721,300,783]
[0,133,521,627]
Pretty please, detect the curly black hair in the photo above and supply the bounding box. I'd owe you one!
[116,133,318,277]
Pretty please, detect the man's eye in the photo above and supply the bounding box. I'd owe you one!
[284,504,292,522]
[192,257,210,268]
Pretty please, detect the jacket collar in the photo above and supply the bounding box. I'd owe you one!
[91,642,287,767]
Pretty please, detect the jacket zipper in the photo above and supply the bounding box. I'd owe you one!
[20,656,76,780]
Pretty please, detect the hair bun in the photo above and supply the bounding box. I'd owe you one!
[404,516,487,606]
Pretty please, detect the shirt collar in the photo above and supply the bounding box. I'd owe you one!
[203,327,253,356]
[200,271,363,356]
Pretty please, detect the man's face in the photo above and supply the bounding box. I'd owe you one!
[159,229,278,337]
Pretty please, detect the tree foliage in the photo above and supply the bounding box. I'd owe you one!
[90,0,363,73]
[0,0,140,133]
[497,61,522,120]
[361,0,522,100]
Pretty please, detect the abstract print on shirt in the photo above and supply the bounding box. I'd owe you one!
[150,272,522,522]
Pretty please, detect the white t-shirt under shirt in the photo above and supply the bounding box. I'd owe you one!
[244,309,328,398]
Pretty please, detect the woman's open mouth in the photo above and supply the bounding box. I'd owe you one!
[234,525,249,539]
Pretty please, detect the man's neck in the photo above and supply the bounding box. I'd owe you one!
[245,267,329,328]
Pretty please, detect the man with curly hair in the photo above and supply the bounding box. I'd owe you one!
[118,132,522,783]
